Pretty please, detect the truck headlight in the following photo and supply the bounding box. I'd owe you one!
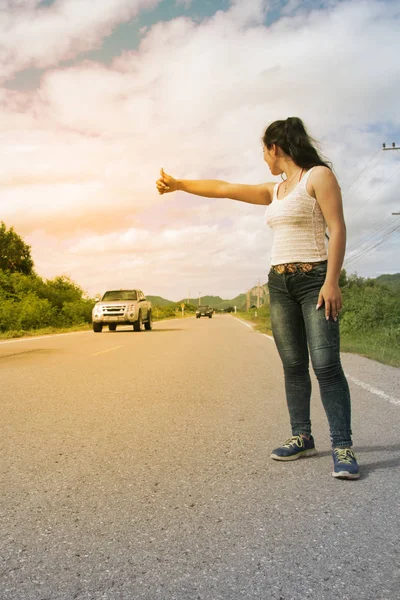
[127,304,136,311]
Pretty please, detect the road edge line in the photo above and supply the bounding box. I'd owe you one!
[345,373,400,407]
[232,317,254,329]
[233,318,399,407]
[0,330,91,345]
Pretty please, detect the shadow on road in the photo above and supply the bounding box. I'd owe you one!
[355,443,400,453]
[144,329,184,333]
[104,328,183,333]
[315,444,400,478]
[354,443,400,476]
[0,348,57,360]
[359,456,400,475]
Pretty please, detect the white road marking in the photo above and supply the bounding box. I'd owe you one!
[262,333,274,340]
[345,374,400,407]
[92,345,124,357]
[233,317,399,408]
[233,317,274,339]
[232,317,253,329]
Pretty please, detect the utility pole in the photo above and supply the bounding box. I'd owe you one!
[198,292,201,306]
[383,144,400,216]
[257,280,260,309]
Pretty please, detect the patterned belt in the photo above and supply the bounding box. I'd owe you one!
[270,261,327,275]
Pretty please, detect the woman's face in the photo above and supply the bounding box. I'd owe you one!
[263,144,282,176]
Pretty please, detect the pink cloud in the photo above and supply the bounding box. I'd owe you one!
[0,0,161,82]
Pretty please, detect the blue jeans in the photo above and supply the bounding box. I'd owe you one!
[268,262,352,448]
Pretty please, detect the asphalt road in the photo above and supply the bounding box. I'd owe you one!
[1,316,399,600]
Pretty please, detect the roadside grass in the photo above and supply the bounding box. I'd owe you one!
[234,310,400,368]
[235,306,272,336]
[340,329,400,368]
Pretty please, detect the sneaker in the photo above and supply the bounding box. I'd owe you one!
[270,435,317,461]
[332,448,360,479]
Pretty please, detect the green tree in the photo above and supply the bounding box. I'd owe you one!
[339,268,348,288]
[42,275,84,310]
[61,299,94,326]
[0,222,34,275]
[18,293,57,330]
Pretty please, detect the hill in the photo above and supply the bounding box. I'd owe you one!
[374,273,400,293]
[147,295,175,307]
[178,295,244,310]
[148,273,400,310]
[147,290,267,311]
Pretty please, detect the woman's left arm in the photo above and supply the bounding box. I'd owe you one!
[310,167,346,321]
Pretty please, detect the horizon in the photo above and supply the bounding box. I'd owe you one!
[111,272,400,304]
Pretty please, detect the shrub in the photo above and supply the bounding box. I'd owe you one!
[341,285,400,333]
[0,298,22,331]
[60,299,95,326]
[17,293,58,330]
[41,275,84,310]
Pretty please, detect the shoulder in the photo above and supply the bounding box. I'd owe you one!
[307,166,340,199]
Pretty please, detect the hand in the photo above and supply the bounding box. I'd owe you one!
[316,281,342,321]
[156,168,178,194]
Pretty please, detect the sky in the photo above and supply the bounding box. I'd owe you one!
[1,0,399,301]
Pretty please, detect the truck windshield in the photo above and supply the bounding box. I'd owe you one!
[102,291,138,301]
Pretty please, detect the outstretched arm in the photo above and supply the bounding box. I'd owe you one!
[156,168,274,206]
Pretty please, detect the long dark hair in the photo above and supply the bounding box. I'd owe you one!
[263,117,331,170]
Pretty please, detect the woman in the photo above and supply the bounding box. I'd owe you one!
[156,117,359,480]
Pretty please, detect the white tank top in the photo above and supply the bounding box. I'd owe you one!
[265,167,328,266]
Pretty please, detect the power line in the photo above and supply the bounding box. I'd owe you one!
[346,215,394,253]
[346,222,395,263]
[346,160,400,223]
[343,140,400,267]
[347,222,399,260]
[344,146,383,196]
[345,223,400,267]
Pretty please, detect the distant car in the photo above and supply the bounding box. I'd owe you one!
[196,305,213,319]
[92,289,152,332]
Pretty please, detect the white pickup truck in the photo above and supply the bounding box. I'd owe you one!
[92,289,152,332]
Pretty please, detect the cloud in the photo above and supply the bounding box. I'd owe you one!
[0,0,161,82]
[1,0,400,298]
[174,0,193,9]
[29,213,272,299]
